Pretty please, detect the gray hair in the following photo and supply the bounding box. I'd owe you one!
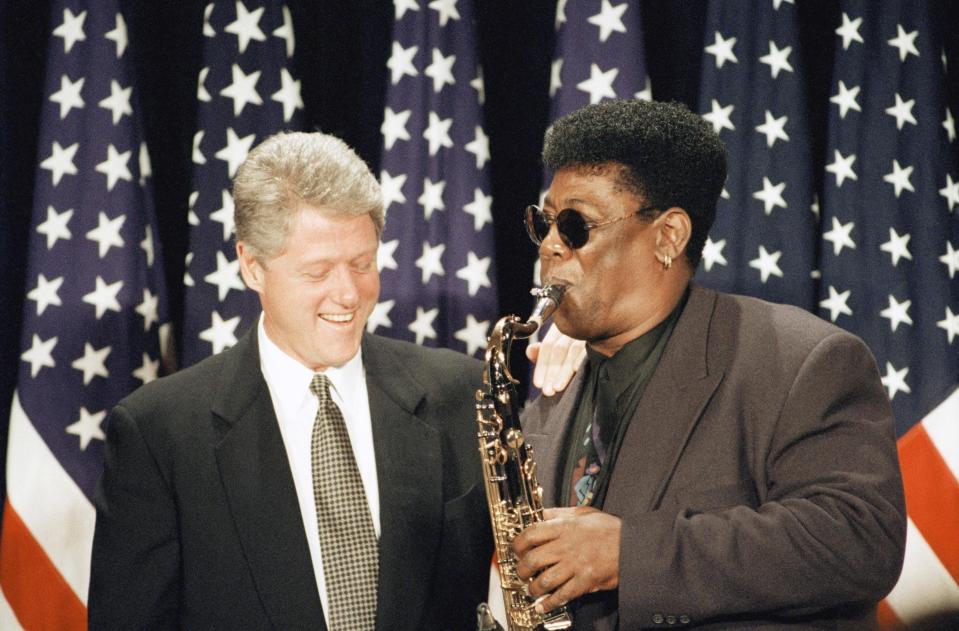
[233,131,385,260]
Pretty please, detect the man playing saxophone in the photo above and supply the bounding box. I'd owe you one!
[510,100,906,630]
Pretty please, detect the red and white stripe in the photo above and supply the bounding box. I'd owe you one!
[0,391,94,629]
[879,387,959,628]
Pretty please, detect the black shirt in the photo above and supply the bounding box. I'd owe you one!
[560,291,688,509]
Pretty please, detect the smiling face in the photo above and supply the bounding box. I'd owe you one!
[539,165,690,356]
[238,206,380,371]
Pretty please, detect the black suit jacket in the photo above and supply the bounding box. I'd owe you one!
[523,284,906,630]
[89,330,492,630]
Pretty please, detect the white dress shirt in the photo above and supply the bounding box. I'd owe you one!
[257,316,380,623]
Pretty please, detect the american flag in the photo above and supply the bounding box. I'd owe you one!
[549,0,650,119]
[694,0,818,310]
[817,2,959,625]
[181,0,304,367]
[0,1,169,628]
[374,0,497,357]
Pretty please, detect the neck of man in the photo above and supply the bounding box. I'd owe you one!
[587,267,692,358]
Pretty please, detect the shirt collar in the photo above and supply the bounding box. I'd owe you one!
[585,290,688,400]
[257,315,365,409]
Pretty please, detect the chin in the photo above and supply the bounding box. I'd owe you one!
[552,315,590,343]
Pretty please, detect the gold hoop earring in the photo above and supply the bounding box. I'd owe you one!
[662,254,672,270]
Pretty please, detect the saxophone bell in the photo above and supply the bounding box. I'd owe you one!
[476,603,505,631]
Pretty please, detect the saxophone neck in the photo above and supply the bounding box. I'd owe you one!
[483,284,568,387]
[516,284,568,339]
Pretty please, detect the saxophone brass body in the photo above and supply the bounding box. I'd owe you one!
[476,284,573,631]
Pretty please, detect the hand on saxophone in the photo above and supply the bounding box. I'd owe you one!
[511,506,622,614]
[526,325,586,397]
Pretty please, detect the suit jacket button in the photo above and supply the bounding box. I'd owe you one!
[652,614,664,624]
[666,615,677,625]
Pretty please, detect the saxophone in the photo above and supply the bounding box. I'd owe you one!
[476,284,573,631]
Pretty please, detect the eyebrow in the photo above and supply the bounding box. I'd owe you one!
[298,247,377,268]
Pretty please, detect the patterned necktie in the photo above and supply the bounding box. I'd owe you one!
[569,365,616,507]
[310,373,378,631]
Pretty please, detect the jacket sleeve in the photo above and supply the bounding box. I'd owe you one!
[88,403,180,630]
[616,331,907,628]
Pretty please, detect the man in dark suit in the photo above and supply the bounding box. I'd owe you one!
[511,100,906,629]
[88,131,491,630]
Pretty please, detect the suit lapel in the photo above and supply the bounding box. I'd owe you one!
[213,330,327,631]
[362,335,442,631]
[604,285,725,515]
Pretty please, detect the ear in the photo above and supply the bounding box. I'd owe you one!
[236,241,265,293]
[655,207,692,263]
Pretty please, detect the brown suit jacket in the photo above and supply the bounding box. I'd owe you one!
[522,284,906,630]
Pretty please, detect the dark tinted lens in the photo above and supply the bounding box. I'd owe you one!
[556,209,589,249]
[524,205,551,244]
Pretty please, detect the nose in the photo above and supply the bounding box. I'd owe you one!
[329,265,360,308]
[539,222,569,259]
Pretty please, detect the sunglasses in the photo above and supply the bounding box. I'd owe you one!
[524,204,658,250]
